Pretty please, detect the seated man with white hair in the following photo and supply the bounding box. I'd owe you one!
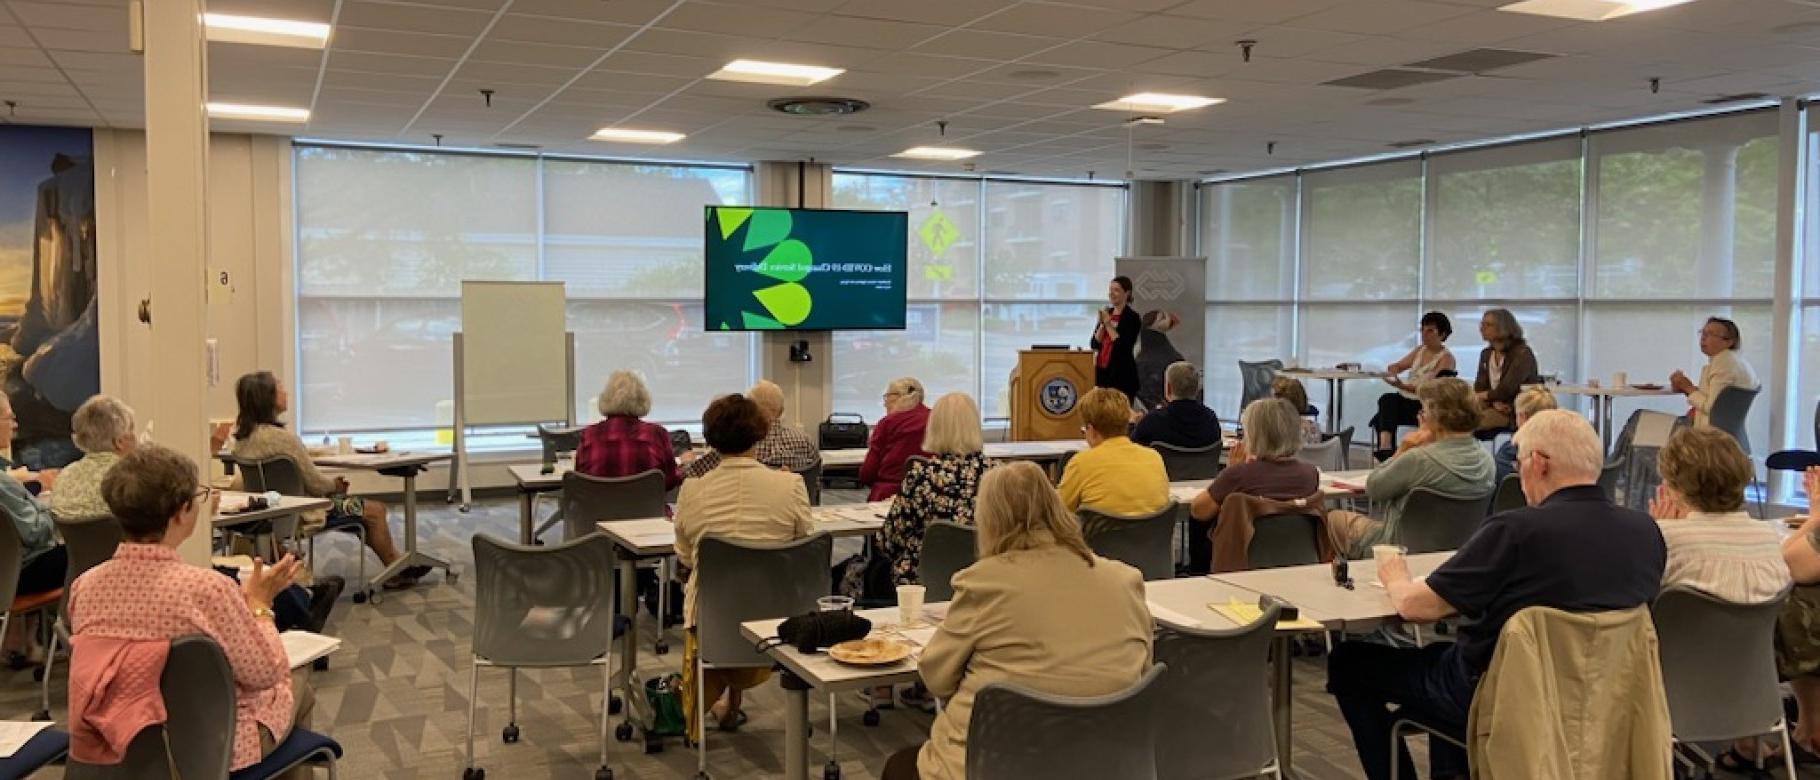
[1325,410,1666,780]
[1131,361,1221,450]
[682,380,819,479]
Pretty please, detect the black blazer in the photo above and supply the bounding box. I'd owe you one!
[1474,341,1540,404]
[1090,305,1142,399]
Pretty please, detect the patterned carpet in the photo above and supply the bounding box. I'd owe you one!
[0,488,1759,780]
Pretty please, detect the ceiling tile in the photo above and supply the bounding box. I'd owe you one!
[837,0,1014,26]
[327,51,459,78]
[489,15,638,48]
[470,39,609,68]
[653,3,819,38]
[1092,14,1260,50]
[785,15,948,48]
[337,1,497,36]
[509,0,675,24]
[912,30,1066,60]
[332,28,475,58]
[1166,0,1349,25]
[968,3,1144,39]
[6,1,126,32]
[1023,41,1174,69]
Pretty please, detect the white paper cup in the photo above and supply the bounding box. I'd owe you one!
[1371,544,1407,585]
[817,595,853,612]
[1612,371,1628,388]
[337,436,353,455]
[897,584,926,626]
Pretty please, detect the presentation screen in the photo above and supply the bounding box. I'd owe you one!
[704,206,908,331]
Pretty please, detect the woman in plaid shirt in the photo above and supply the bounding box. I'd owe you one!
[575,371,683,490]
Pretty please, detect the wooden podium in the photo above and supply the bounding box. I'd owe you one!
[1008,349,1095,441]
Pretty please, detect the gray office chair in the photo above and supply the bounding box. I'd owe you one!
[1080,503,1179,581]
[1652,587,1795,780]
[693,533,833,780]
[1490,475,1525,516]
[560,469,669,652]
[1294,437,1346,473]
[670,429,693,457]
[1151,441,1222,481]
[44,514,124,721]
[1598,452,1626,502]
[1394,488,1491,554]
[1153,605,1281,780]
[1237,360,1283,418]
[235,455,366,599]
[1245,513,1324,570]
[68,634,342,780]
[918,521,978,602]
[464,533,617,780]
[530,424,583,536]
[967,663,1168,780]
[796,461,824,506]
[1765,399,1820,472]
[0,509,59,721]
[1323,426,1355,470]
[1708,385,1764,516]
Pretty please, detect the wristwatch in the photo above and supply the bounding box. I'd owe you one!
[250,605,276,621]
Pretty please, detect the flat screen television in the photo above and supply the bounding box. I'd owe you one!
[704,206,908,331]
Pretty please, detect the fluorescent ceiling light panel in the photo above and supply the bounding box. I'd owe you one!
[1092,93,1224,113]
[204,13,331,48]
[590,127,686,144]
[206,102,310,122]
[892,146,982,161]
[1496,0,1697,20]
[708,59,845,86]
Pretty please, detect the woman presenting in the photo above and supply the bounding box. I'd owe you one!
[1090,275,1142,402]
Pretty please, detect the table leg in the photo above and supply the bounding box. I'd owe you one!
[367,472,453,594]
[1273,635,1295,774]
[781,672,811,780]
[518,490,535,545]
[1601,396,1614,454]
[1326,379,1340,433]
[617,556,639,699]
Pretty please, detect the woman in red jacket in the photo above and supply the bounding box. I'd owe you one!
[859,377,931,501]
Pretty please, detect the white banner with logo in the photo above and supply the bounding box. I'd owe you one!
[1115,256,1207,410]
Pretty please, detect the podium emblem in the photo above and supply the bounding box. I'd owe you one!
[1039,378,1078,417]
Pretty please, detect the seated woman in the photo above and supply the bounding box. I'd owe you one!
[1472,308,1540,433]
[860,377,932,501]
[879,461,1153,780]
[68,444,306,771]
[1492,386,1558,484]
[1778,467,1820,762]
[1270,375,1323,444]
[0,393,62,662]
[674,393,815,740]
[1327,378,1494,558]
[1371,311,1457,461]
[50,395,138,521]
[1187,398,1320,574]
[877,392,993,587]
[230,371,414,588]
[1650,426,1787,604]
[576,370,683,490]
[1056,387,1169,517]
[1671,316,1760,428]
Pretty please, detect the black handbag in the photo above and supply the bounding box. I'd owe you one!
[819,413,869,450]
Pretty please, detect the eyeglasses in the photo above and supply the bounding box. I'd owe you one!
[882,392,902,402]
[193,486,216,502]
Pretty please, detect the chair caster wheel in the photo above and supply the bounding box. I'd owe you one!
[609,694,623,715]
[532,539,544,546]
[502,724,520,743]
[312,657,329,672]
[615,722,634,742]
[595,767,613,780]
[862,709,880,727]
[463,768,484,780]
[370,591,385,605]
[30,710,49,722]
[353,590,368,604]
[446,571,459,583]
[824,761,842,780]
[694,772,710,780]
[655,640,670,656]
[643,735,664,754]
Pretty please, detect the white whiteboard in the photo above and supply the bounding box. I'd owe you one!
[460,281,568,425]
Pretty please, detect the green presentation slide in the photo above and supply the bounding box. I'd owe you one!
[704,206,908,331]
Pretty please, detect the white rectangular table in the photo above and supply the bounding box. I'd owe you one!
[1210,552,1455,633]
[1277,368,1391,431]
[1165,469,1373,506]
[819,439,1089,470]
[211,492,331,529]
[314,451,454,594]
[1526,383,1676,451]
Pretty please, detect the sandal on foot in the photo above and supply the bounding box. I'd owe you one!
[1715,747,1777,777]
[382,574,419,590]
[716,710,749,732]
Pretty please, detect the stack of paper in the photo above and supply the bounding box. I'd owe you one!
[0,721,53,758]
[1210,598,1324,631]
[281,630,343,669]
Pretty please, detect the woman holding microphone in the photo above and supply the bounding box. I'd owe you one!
[1091,275,1143,403]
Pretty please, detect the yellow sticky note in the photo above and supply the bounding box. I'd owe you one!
[1210,598,1322,631]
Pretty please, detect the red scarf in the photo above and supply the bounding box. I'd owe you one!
[1097,308,1120,369]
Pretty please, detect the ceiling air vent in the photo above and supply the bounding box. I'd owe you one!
[1405,48,1555,74]
[493,142,542,150]
[1702,92,1771,105]
[768,97,871,116]
[1388,138,1436,149]
[1322,69,1460,90]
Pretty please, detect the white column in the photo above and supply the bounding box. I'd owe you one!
[142,0,214,566]
[754,161,834,426]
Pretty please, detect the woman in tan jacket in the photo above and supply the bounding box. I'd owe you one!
[880,461,1153,780]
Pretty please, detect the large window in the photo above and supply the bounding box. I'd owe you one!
[294,145,754,435]
[1198,109,1786,456]
[830,173,1124,421]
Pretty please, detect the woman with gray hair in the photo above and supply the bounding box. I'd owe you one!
[575,370,682,489]
[1472,308,1541,432]
[49,394,139,521]
[1186,399,1319,573]
[859,377,930,501]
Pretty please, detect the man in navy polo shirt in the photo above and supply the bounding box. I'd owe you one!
[1131,361,1221,450]
[1326,410,1666,780]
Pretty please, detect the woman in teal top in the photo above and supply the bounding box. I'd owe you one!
[1327,378,1494,558]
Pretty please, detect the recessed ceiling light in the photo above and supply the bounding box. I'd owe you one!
[893,146,981,161]
[206,102,309,122]
[1092,92,1224,113]
[708,60,844,87]
[590,127,686,144]
[1497,0,1697,21]
[203,13,330,49]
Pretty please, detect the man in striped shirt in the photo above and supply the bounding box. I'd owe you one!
[683,380,819,479]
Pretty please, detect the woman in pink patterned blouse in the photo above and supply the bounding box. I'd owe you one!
[68,444,307,770]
